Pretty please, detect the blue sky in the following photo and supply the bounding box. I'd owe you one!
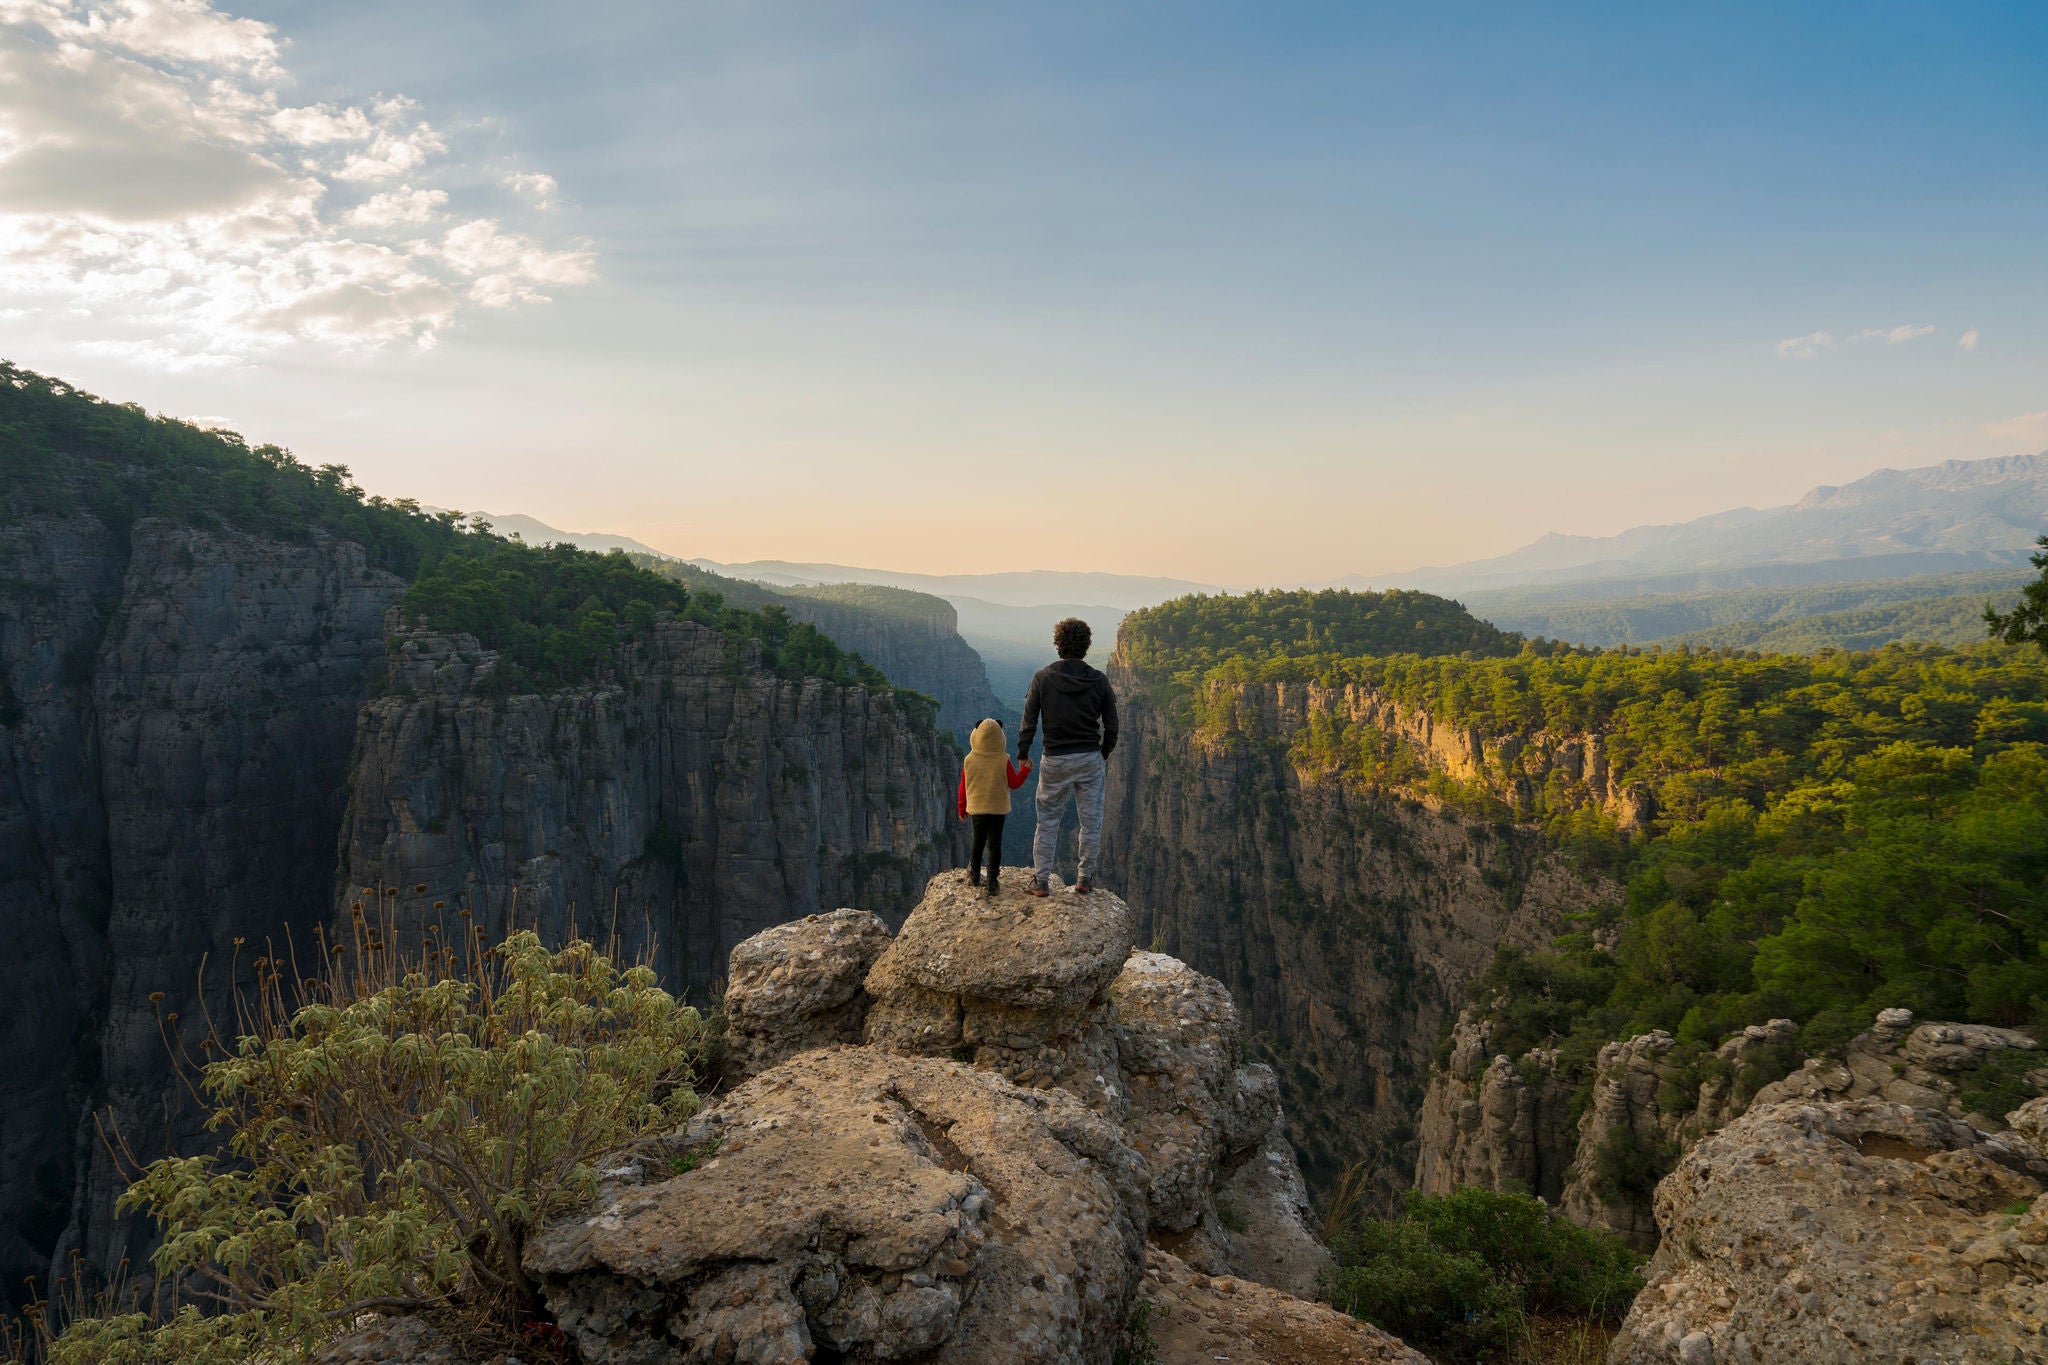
[4,2,2045,580]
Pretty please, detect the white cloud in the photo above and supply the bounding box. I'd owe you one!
[441,218,593,306]
[1987,411,2048,448]
[270,102,371,146]
[503,170,557,207]
[332,103,445,181]
[4,0,284,76]
[1776,330,1833,359]
[1958,328,1980,351]
[346,185,446,228]
[1857,323,1936,345]
[0,2,591,366]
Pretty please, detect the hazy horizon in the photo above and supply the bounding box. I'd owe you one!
[5,2,2046,581]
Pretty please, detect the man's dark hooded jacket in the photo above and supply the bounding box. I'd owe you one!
[1017,659,1118,759]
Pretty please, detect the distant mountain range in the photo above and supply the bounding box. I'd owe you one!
[684,559,1219,611]
[1358,451,2048,596]
[479,448,2048,669]
[468,513,674,559]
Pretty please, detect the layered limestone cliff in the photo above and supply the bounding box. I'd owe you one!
[336,616,966,998]
[1,516,971,1313]
[1417,1005,2046,1250]
[499,874,1427,1365]
[1102,659,1618,1188]
[0,513,401,1311]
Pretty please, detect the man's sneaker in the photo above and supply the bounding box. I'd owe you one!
[1074,879,1093,895]
[1027,880,1051,898]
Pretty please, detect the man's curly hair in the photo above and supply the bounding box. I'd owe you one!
[1053,617,1092,660]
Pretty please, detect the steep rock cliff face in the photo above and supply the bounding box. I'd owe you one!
[1102,661,1615,1190]
[1418,1006,2045,1250]
[335,618,965,997]
[0,513,401,1308]
[780,593,1004,740]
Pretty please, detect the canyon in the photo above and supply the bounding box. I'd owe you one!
[1103,658,1626,1190]
[0,482,980,1316]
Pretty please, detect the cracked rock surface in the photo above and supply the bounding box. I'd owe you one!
[518,872,1370,1364]
[1140,1247,1427,1365]
[527,1046,1146,1364]
[724,908,895,1078]
[1609,1096,2048,1364]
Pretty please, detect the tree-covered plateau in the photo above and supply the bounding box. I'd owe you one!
[0,364,911,704]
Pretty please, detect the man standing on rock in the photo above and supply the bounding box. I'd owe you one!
[1016,617,1118,897]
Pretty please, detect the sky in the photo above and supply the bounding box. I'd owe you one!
[3,1,2046,583]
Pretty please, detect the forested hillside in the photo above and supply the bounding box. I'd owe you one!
[0,364,899,700]
[0,366,961,1318]
[1120,588,1522,695]
[1112,585,2048,1187]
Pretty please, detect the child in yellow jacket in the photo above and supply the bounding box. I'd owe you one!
[957,718,1031,897]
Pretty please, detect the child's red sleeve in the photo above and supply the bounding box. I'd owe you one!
[956,772,968,818]
[1007,760,1029,790]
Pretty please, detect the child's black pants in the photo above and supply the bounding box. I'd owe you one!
[970,814,1004,885]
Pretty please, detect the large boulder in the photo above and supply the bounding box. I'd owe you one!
[1140,1248,1428,1365]
[863,872,1134,1117]
[723,908,894,1078]
[1609,1097,2048,1364]
[527,1046,1148,1364]
[1110,951,1245,1231]
[1110,952,1331,1294]
[1210,1118,1332,1300]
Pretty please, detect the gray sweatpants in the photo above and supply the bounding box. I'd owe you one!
[1032,749,1106,884]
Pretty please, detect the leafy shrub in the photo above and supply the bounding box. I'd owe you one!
[1113,1295,1159,1365]
[33,916,708,1362]
[1589,1128,1667,1207]
[1326,1187,1644,1364]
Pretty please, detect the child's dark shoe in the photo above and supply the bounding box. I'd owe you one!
[986,877,1000,899]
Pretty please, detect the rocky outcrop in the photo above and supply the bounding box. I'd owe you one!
[1141,1248,1427,1365]
[1418,1006,2045,1251]
[1610,1097,2048,1364]
[1106,950,1329,1292]
[529,1046,1147,1364]
[1415,1011,1577,1205]
[334,617,964,999]
[521,874,1375,1363]
[1749,1008,2045,1127]
[863,873,1133,1117]
[1104,658,1615,1191]
[723,908,894,1078]
[0,512,401,1311]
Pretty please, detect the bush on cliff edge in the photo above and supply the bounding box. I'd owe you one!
[23,906,709,1364]
[1327,1187,1643,1363]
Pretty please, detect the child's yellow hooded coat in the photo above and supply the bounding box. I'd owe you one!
[959,718,1028,815]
